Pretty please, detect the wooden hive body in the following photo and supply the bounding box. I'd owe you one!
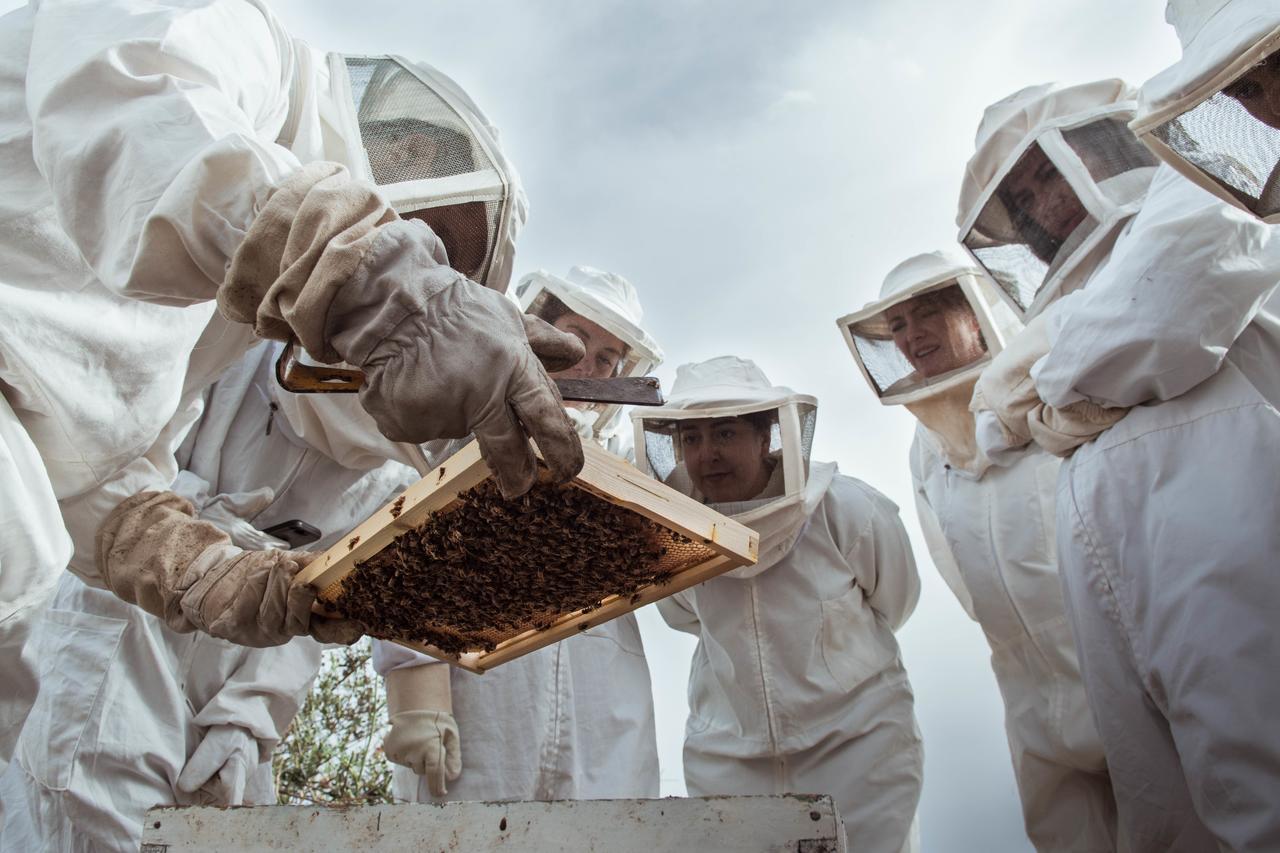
[295,439,758,673]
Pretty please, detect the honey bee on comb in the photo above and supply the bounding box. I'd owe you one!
[332,478,680,657]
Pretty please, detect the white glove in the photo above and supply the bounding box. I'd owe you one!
[382,710,462,796]
[201,487,289,551]
[380,664,460,796]
[565,406,599,441]
[169,472,288,551]
[971,312,1126,458]
[177,725,259,806]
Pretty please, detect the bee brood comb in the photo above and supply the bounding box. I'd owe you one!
[294,439,758,673]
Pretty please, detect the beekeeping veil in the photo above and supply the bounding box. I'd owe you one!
[838,249,1023,475]
[325,54,527,291]
[631,357,832,576]
[517,266,664,440]
[1131,0,1280,223]
[958,79,1160,319]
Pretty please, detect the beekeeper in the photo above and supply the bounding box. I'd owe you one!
[972,3,1280,848]
[372,266,664,801]
[0,0,587,731]
[0,338,445,851]
[839,248,1122,852]
[634,357,923,853]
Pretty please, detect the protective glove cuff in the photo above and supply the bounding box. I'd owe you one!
[219,162,399,361]
[386,663,452,715]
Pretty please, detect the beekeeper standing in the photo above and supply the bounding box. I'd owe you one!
[374,266,663,802]
[634,357,923,853]
[839,247,1127,852]
[972,3,1280,848]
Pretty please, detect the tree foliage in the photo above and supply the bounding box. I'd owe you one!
[273,640,395,804]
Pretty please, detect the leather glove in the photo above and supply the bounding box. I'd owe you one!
[971,312,1127,458]
[328,221,585,497]
[96,491,362,647]
[177,725,259,806]
[219,163,585,498]
[170,473,289,551]
[381,665,460,796]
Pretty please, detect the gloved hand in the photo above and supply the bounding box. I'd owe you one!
[971,311,1127,458]
[564,405,600,441]
[327,221,585,497]
[169,472,287,551]
[380,664,461,796]
[96,491,362,647]
[201,488,289,551]
[177,725,259,806]
[219,163,586,498]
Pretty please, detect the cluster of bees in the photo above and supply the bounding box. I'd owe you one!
[334,478,692,656]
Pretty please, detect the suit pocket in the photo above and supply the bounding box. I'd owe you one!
[19,608,128,790]
[820,585,892,692]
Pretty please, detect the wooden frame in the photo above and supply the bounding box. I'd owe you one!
[295,439,758,673]
[142,796,847,852]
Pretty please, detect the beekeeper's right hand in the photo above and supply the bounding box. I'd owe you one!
[381,664,461,797]
[96,491,363,647]
[219,163,586,499]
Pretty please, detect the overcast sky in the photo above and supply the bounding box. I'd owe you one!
[2,0,1181,848]
[247,2,1182,850]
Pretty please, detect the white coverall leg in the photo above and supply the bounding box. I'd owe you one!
[0,398,70,781]
[374,622,660,803]
[1034,165,1280,850]
[664,472,924,853]
[912,438,1118,852]
[1058,372,1280,851]
[0,576,321,853]
[683,669,923,853]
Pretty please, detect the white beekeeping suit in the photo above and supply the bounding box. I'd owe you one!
[839,248,1120,852]
[633,357,923,853]
[980,3,1280,849]
[0,0,588,665]
[0,340,436,851]
[372,266,663,802]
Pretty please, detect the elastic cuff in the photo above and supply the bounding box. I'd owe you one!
[385,662,452,715]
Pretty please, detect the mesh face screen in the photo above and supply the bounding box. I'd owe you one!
[964,142,1093,313]
[403,200,499,284]
[848,283,990,393]
[642,405,814,500]
[319,478,720,655]
[642,413,781,486]
[524,290,638,381]
[967,244,1046,312]
[1062,116,1159,184]
[1152,54,1280,218]
[347,57,495,186]
[798,405,817,464]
